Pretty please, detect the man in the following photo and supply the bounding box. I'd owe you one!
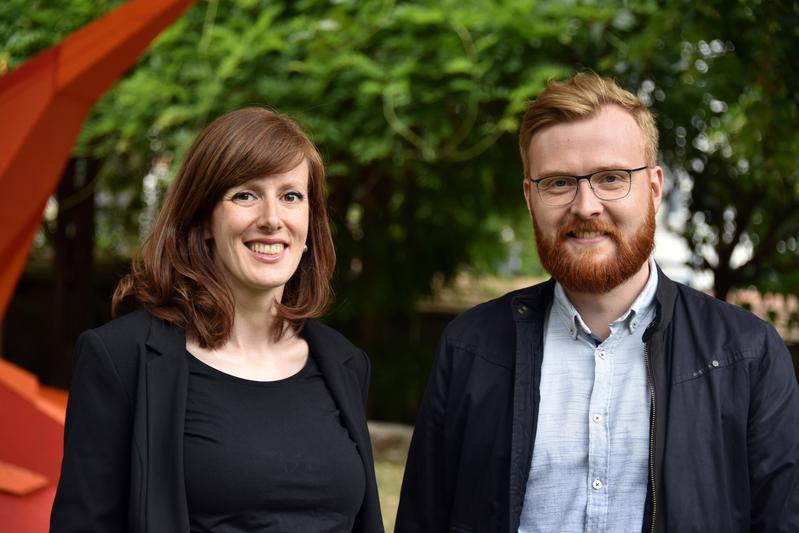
[395,73,799,532]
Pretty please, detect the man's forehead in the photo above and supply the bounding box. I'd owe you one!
[527,105,645,175]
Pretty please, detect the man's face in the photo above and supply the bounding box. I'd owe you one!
[522,105,663,294]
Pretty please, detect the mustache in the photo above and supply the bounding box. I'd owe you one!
[557,220,621,242]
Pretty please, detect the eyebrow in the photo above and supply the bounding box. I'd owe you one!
[237,175,309,191]
[538,165,636,177]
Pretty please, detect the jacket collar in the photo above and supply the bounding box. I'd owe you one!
[144,312,186,358]
[509,265,678,339]
[143,315,360,361]
[512,278,556,322]
[645,265,677,342]
[301,319,358,365]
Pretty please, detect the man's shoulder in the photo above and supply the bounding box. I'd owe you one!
[441,280,553,357]
[665,278,783,354]
[670,280,771,330]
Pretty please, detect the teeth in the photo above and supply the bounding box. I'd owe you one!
[249,242,284,254]
[574,231,601,239]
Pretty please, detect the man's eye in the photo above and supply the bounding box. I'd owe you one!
[594,172,629,186]
[541,177,573,190]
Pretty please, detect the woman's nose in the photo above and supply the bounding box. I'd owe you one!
[257,196,281,230]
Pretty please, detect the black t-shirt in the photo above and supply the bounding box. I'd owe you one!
[183,351,366,532]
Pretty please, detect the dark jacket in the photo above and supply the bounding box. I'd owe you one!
[396,270,799,532]
[50,309,383,533]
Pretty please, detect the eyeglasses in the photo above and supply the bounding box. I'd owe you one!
[529,166,649,206]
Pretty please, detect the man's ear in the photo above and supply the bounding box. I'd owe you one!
[650,165,664,212]
[523,178,536,217]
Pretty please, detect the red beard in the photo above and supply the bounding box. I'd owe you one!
[533,201,655,294]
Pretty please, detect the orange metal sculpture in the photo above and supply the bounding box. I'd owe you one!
[0,1,195,530]
[0,0,196,318]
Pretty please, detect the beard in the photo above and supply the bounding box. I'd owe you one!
[533,200,656,294]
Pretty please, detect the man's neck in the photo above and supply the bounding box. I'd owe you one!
[562,260,652,341]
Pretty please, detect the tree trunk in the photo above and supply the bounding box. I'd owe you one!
[48,158,97,386]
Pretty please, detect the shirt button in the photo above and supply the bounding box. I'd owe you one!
[712,360,720,367]
[597,350,606,360]
[516,304,528,316]
[592,479,603,490]
[592,414,602,423]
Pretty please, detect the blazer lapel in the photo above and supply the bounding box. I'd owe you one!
[144,316,190,533]
[302,321,371,455]
[302,320,383,532]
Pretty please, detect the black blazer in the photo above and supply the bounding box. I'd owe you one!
[50,309,384,532]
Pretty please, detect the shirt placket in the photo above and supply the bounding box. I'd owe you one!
[585,332,617,532]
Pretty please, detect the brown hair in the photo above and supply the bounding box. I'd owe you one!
[112,107,335,347]
[519,72,658,178]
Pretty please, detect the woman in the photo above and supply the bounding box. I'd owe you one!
[50,108,383,532]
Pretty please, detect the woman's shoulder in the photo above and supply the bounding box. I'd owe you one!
[79,309,183,362]
[73,309,186,390]
[86,308,156,345]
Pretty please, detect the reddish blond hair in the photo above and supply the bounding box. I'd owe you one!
[519,72,658,178]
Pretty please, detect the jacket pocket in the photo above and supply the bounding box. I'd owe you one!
[672,351,757,385]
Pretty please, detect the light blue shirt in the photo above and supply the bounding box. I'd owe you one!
[519,258,658,533]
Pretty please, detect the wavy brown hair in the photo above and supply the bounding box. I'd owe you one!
[112,107,336,347]
[519,72,659,178]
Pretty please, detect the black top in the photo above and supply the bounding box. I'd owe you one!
[183,351,366,532]
[51,312,382,533]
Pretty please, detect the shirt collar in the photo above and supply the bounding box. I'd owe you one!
[553,256,659,340]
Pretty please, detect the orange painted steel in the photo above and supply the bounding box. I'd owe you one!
[0,1,196,530]
[0,0,196,320]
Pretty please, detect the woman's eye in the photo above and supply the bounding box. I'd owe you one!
[230,191,257,203]
[283,191,305,203]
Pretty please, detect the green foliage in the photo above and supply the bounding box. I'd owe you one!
[6,0,798,417]
[7,0,645,313]
[620,0,799,298]
[0,0,123,72]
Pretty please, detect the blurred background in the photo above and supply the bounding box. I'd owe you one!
[2,0,798,530]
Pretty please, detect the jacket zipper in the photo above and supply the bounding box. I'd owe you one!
[644,342,656,533]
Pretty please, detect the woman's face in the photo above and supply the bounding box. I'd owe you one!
[207,159,310,302]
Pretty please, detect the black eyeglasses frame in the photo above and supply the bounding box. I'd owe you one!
[528,165,650,206]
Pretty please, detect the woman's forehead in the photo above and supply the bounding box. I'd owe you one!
[236,158,310,189]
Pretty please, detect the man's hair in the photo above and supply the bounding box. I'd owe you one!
[112,107,336,347]
[519,72,658,178]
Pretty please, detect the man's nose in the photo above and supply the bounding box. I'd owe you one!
[569,179,603,219]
